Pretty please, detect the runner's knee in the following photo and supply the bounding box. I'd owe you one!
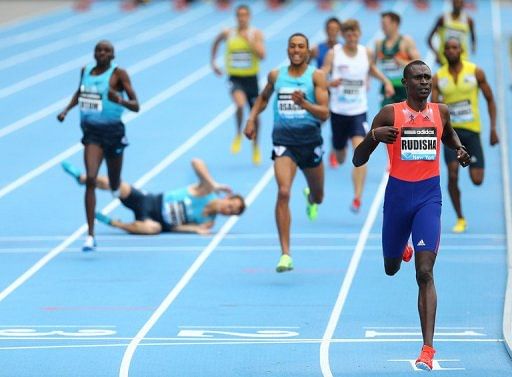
[384,258,401,276]
[85,176,96,188]
[385,263,400,276]
[470,170,483,186]
[277,186,291,202]
[416,265,434,286]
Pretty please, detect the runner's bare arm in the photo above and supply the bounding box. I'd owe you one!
[368,48,395,97]
[173,222,214,235]
[192,159,232,194]
[439,104,471,166]
[469,16,476,53]
[248,29,265,60]
[430,74,441,103]
[476,67,498,145]
[321,49,341,87]
[353,105,396,167]
[244,70,277,140]
[57,67,84,122]
[292,69,329,121]
[111,68,139,112]
[211,30,228,75]
[427,17,443,62]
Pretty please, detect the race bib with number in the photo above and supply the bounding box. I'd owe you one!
[445,27,465,42]
[447,100,474,123]
[78,92,102,112]
[380,58,402,83]
[338,79,364,103]
[277,88,306,118]
[401,127,437,161]
[229,51,252,69]
[167,200,189,226]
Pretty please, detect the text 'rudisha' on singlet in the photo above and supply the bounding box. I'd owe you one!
[387,102,443,182]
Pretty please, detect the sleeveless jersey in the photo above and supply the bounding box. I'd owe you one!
[377,36,408,87]
[387,102,443,182]
[272,65,321,146]
[436,61,480,133]
[79,63,124,125]
[329,44,369,116]
[161,187,218,227]
[315,40,338,69]
[438,12,470,65]
[225,28,260,77]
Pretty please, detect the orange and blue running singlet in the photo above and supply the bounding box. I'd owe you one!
[382,102,443,259]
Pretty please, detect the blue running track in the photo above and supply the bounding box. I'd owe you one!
[0,0,511,376]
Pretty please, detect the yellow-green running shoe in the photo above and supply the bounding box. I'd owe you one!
[252,144,262,166]
[303,187,318,221]
[276,254,293,273]
[452,217,467,233]
[231,134,242,154]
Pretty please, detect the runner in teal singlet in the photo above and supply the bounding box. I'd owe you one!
[62,159,245,235]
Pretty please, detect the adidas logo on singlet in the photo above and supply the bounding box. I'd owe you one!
[417,239,426,247]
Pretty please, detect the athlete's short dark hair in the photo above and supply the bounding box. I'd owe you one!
[325,17,342,30]
[403,60,429,79]
[236,4,250,14]
[381,11,401,25]
[231,194,246,215]
[288,33,309,49]
[444,36,462,48]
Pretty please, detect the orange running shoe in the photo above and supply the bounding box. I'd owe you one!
[415,345,435,371]
[329,151,339,168]
[350,198,361,213]
[402,244,413,262]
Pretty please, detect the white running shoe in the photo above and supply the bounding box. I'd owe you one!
[82,235,96,252]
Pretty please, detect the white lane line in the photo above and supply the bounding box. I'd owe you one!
[0,64,217,199]
[0,0,314,305]
[0,144,83,199]
[319,1,409,375]
[0,233,504,242]
[0,244,504,254]
[115,4,349,372]
[0,3,217,99]
[0,1,311,198]
[0,4,169,71]
[0,7,221,139]
[0,6,117,49]
[319,173,388,377]
[491,0,512,359]
[118,167,275,377]
[0,102,239,304]
[0,337,504,352]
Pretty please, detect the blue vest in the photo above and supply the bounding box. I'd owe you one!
[161,187,218,226]
[315,41,338,68]
[272,65,321,146]
[79,63,124,125]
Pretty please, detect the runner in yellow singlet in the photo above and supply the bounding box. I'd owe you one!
[211,5,265,165]
[432,38,498,233]
[427,0,475,65]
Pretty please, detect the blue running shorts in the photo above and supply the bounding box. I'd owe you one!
[382,175,442,259]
